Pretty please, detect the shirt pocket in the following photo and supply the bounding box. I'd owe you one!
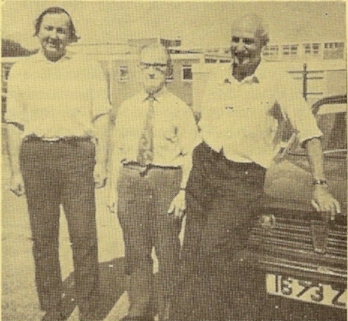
[163,125,179,144]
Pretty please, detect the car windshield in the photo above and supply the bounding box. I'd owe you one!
[288,106,347,158]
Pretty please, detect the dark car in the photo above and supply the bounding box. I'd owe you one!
[249,95,347,319]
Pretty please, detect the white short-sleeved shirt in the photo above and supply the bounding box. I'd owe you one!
[199,63,323,168]
[113,87,201,167]
[6,51,111,138]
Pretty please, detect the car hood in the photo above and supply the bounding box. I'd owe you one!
[263,154,347,215]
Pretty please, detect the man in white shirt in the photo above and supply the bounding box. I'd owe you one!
[171,14,341,321]
[108,43,200,321]
[6,7,111,321]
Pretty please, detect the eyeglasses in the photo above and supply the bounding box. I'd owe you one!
[231,36,255,45]
[139,62,167,72]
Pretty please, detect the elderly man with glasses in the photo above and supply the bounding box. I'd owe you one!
[108,43,200,321]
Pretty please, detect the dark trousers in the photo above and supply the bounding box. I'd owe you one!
[117,166,182,318]
[171,142,266,321]
[20,139,99,315]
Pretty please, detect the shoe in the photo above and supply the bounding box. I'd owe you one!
[41,309,66,321]
[120,316,154,321]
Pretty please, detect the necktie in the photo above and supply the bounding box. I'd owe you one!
[137,95,155,165]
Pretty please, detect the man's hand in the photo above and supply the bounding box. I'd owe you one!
[107,201,117,214]
[107,180,118,214]
[311,185,341,222]
[94,163,107,189]
[9,172,25,197]
[168,190,186,219]
[107,194,117,214]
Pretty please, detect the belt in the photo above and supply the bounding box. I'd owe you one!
[122,161,180,177]
[24,135,92,143]
[203,142,262,171]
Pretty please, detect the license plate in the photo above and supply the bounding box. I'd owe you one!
[266,274,347,309]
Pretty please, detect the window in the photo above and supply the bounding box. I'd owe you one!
[2,64,13,82]
[282,45,290,56]
[319,112,347,153]
[290,45,298,55]
[182,64,192,81]
[205,58,217,64]
[290,111,346,157]
[304,43,311,54]
[119,65,129,82]
[263,45,279,59]
[324,42,345,59]
[289,97,347,157]
[324,42,345,49]
[282,45,298,57]
[303,43,321,56]
[312,43,320,55]
[2,64,13,96]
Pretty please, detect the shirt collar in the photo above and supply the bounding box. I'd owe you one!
[142,86,168,103]
[33,49,73,64]
[223,61,263,85]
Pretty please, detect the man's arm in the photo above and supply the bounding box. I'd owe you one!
[7,123,25,196]
[93,113,110,189]
[106,146,121,213]
[167,103,201,219]
[89,59,112,189]
[305,137,341,221]
[167,153,193,218]
[106,104,128,213]
[179,155,193,191]
[277,74,341,220]
[106,122,124,213]
[6,62,26,196]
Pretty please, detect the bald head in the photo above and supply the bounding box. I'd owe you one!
[229,13,269,79]
[231,14,269,47]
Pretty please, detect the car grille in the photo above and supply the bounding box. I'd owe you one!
[249,209,347,282]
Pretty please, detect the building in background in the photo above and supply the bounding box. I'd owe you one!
[69,38,205,109]
[2,37,346,119]
[263,40,346,62]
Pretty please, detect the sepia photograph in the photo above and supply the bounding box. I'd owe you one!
[1,1,347,321]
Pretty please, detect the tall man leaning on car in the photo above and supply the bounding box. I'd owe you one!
[170,13,341,321]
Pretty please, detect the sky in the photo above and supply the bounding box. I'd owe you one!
[1,1,346,50]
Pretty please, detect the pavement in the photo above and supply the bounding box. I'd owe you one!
[1,145,137,321]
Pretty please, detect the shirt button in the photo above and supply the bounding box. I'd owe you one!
[245,171,249,175]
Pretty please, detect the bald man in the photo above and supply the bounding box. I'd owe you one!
[171,14,340,321]
[108,43,200,321]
